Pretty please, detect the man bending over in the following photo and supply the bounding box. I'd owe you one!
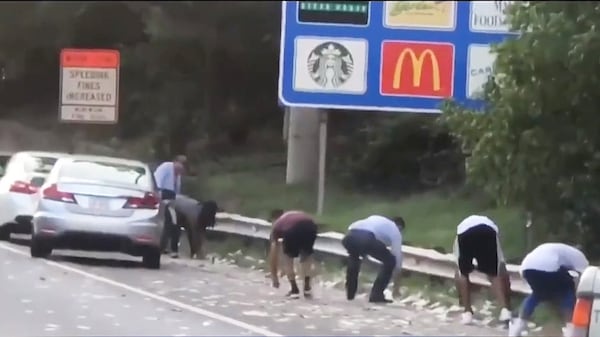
[453,214,512,324]
[268,209,318,299]
[342,215,404,303]
[509,243,588,337]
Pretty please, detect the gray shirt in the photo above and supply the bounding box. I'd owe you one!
[167,194,201,226]
[348,215,403,271]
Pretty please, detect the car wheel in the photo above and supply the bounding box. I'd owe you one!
[30,237,52,258]
[142,249,161,269]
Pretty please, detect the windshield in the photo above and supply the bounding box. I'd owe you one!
[58,160,153,190]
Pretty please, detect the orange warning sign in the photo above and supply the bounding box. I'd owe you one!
[60,49,120,68]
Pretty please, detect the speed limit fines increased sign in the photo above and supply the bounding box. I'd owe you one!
[59,49,120,124]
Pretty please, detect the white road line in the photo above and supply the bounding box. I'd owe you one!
[0,243,282,337]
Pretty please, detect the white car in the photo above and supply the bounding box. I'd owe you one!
[0,151,68,240]
[566,266,600,337]
[30,155,165,269]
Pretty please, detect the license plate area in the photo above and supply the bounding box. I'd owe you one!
[89,197,110,211]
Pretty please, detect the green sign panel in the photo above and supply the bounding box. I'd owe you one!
[297,1,370,26]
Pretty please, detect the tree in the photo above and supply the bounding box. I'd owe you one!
[440,1,600,256]
[140,2,281,154]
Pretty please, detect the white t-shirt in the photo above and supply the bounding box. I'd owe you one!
[456,215,499,235]
[520,243,589,274]
[348,215,403,271]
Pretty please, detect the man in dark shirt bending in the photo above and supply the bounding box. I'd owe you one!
[268,209,318,298]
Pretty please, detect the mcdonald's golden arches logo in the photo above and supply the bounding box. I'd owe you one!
[380,41,455,98]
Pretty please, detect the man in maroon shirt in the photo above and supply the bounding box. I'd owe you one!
[268,209,318,298]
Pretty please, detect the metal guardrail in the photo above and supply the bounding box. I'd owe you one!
[211,212,531,294]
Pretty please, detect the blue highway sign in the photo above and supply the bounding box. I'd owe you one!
[278,1,517,113]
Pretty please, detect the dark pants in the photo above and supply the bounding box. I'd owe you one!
[342,229,396,301]
[521,267,576,317]
[281,220,318,258]
[457,224,499,276]
[188,200,218,258]
[160,189,181,253]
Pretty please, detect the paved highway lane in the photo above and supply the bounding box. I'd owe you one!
[0,244,276,337]
[0,237,508,336]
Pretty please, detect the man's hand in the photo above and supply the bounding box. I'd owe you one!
[271,276,280,288]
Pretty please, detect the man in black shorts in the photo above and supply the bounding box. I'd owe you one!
[453,214,512,324]
[268,209,318,299]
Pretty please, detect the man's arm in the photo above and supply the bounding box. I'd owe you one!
[154,163,167,190]
[268,232,281,288]
[389,227,403,296]
[175,175,182,194]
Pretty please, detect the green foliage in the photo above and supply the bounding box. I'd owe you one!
[332,112,464,193]
[0,2,281,156]
[440,1,600,256]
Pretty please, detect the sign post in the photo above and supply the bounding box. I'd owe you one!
[59,48,120,124]
[278,1,517,113]
[316,109,328,215]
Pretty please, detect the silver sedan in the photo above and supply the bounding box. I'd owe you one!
[29,155,165,269]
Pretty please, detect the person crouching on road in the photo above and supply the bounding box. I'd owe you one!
[166,195,218,259]
[453,214,512,325]
[509,243,589,337]
[342,215,404,303]
[268,209,318,299]
[154,155,186,258]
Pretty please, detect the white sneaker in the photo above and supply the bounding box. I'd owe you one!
[499,307,512,322]
[562,323,574,337]
[461,311,473,325]
[508,318,526,337]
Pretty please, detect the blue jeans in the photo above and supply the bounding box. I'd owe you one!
[342,229,395,301]
[521,267,575,318]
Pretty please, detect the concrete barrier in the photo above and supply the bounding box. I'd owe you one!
[212,212,531,294]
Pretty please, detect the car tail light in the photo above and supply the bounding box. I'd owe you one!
[42,184,76,203]
[9,180,38,194]
[123,192,159,210]
[568,298,592,337]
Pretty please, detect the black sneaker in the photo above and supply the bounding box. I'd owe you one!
[286,289,300,299]
[369,296,393,304]
[303,288,312,299]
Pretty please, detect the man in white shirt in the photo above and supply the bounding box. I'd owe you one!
[509,243,589,337]
[453,215,512,324]
[154,155,186,258]
[341,215,404,303]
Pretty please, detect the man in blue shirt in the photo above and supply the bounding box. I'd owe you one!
[342,215,404,303]
[154,155,186,258]
[509,243,588,337]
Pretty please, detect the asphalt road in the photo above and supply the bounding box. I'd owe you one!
[1,236,509,337]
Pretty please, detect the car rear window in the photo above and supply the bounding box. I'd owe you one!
[29,175,46,187]
[23,156,58,174]
[0,155,11,177]
[58,160,152,189]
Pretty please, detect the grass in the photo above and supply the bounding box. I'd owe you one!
[186,156,529,261]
